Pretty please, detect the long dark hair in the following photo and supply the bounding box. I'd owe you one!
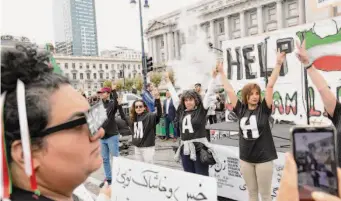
[129,99,149,125]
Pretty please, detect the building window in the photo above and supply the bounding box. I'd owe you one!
[72,63,75,69]
[65,63,68,69]
[100,73,103,79]
[86,63,89,69]
[161,52,165,62]
[100,82,103,87]
[93,73,97,79]
[160,38,164,48]
[138,65,141,69]
[128,73,131,78]
[88,84,91,89]
[111,64,115,69]
[80,73,83,80]
[233,18,240,30]
[128,64,130,70]
[106,73,109,79]
[99,64,102,69]
[105,64,108,69]
[87,73,90,79]
[217,20,225,34]
[93,64,96,69]
[288,2,298,17]
[268,7,276,21]
[79,63,83,69]
[219,40,223,49]
[72,73,76,80]
[250,12,257,26]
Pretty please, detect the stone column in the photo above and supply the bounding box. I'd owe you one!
[257,6,264,34]
[224,16,230,40]
[298,0,305,24]
[276,0,283,29]
[240,11,246,37]
[167,32,174,60]
[174,31,179,59]
[210,20,216,46]
[148,38,152,57]
[163,33,168,61]
[152,37,158,64]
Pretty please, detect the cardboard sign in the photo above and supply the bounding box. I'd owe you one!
[111,157,217,201]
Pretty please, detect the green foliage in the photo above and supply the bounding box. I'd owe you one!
[150,72,162,87]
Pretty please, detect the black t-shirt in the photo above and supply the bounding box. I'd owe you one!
[132,99,161,147]
[328,101,341,167]
[179,104,208,141]
[101,99,127,138]
[10,187,53,201]
[233,100,278,163]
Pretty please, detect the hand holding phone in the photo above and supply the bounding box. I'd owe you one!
[291,125,339,200]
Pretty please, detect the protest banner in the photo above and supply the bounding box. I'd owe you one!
[111,157,217,201]
[209,145,285,201]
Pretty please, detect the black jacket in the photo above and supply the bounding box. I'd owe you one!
[101,98,127,138]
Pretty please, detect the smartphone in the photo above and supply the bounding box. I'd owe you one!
[291,125,339,200]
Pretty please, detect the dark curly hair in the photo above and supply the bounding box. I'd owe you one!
[1,43,69,163]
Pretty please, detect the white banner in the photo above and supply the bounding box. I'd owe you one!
[111,157,217,201]
[316,0,341,8]
[209,145,286,201]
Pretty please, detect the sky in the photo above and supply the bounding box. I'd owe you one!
[1,0,201,52]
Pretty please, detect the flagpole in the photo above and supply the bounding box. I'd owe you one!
[300,33,310,125]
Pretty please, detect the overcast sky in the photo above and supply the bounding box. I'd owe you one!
[1,0,201,52]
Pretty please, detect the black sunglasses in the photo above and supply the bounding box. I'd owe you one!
[36,101,107,138]
[135,105,144,109]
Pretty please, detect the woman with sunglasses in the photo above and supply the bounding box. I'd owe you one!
[296,40,341,166]
[130,90,162,163]
[218,51,286,201]
[1,44,111,201]
[164,67,219,176]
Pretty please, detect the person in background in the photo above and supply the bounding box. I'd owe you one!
[165,68,219,176]
[194,83,205,99]
[215,93,225,122]
[98,87,127,187]
[1,44,109,201]
[141,83,155,112]
[163,89,178,141]
[296,40,341,166]
[110,83,118,101]
[219,50,286,201]
[207,97,217,124]
[130,91,162,163]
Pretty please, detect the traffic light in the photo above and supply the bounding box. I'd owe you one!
[119,70,124,78]
[146,57,153,73]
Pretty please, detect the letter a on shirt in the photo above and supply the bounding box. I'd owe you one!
[182,115,194,133]
[240,115,259,139]
[134,121,144,138]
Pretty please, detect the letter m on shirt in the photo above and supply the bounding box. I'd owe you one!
[134,121,144,138]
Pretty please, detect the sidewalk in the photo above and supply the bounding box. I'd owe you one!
[83,138,181,196]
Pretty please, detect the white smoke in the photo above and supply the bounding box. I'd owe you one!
[168,9,217,91]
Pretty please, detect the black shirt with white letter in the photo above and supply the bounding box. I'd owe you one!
[179,104,208,141]
[233,100,278,163]
[132,99,162,147]
[328,101,341,166]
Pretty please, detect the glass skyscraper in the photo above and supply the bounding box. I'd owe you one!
[53,0,98,56]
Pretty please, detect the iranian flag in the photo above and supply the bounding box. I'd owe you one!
[297,19,341,71]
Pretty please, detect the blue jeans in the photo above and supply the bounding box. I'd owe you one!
[101,135,119,181]
[181,152,209,176]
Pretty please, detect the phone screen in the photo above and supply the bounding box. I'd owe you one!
[293,129,338,200]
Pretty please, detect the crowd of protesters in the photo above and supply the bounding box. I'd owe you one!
[2,39,341,201]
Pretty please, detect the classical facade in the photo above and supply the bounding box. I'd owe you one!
[100,46,142,60]
[145,0,340,69]
[55,56,142,96]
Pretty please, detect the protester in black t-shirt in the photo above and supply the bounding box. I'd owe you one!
[165,68,219,176]
[219,50,286,201]
[296,40,341,166]
[130,90,162,163]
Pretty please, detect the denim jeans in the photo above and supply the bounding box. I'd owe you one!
[101,134,120,181]
[165,115,177,138]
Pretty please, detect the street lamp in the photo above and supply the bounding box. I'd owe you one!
[130,0,149,90]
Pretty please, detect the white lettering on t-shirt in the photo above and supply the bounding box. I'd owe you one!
[240,115,259,139]
[134,121,144,138]
[182,115,194,133]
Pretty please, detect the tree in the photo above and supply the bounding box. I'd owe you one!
[134,76,143,91]
[125,78,134,91]
[150,72,162,87]
[168,69,176,85]
[114,80,124,91]
[103,80,112,88]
